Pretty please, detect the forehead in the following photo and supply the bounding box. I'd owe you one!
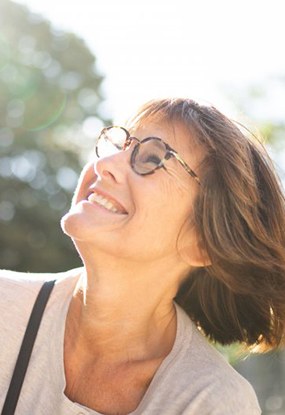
[128,111,196,147]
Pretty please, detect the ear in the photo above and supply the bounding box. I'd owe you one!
[177,224,211,267]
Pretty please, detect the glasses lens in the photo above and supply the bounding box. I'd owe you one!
[133,138,166,175]
[96,127,128,158]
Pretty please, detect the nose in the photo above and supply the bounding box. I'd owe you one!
[94,149,132,184]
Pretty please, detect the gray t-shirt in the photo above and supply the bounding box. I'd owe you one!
[0,269,261,415]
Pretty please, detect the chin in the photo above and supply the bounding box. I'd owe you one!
[60,207,102,246]
[61,209,86,240]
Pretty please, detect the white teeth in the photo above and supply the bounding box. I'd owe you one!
[105,201,114,210]
[87,192,122,213]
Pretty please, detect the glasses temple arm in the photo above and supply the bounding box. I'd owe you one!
[169,151,201,184]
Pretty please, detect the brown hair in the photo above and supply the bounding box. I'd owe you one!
[128,98,285,350]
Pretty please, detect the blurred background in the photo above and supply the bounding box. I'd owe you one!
[0,0,284,413]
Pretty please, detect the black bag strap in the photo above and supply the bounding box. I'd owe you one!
[1,279,56,415]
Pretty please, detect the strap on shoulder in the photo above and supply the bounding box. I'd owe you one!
[1,279,56,415]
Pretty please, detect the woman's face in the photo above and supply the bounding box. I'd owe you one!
[61,120,205,266]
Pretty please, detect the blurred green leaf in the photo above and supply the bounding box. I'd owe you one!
[0,0,110,272]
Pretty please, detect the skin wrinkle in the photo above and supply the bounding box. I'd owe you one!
[58,98,285,415]
[167,125,204,266]
[151,126,201,265]
[123,98,285,350]
[127,118,205,269]
[62,121,204,364]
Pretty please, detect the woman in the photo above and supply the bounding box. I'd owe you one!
[1,98,285,415]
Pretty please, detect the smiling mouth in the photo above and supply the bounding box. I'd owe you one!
[87,191,128,214]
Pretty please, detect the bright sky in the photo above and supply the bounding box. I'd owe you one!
[15,0,285,123]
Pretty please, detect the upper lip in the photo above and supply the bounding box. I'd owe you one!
[87,187,128,214]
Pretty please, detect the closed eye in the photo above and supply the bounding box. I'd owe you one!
[145,155,161,165]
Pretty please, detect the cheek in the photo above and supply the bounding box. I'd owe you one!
[72,163,96,205]
[134,190,191,248]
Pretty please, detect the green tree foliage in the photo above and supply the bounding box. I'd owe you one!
[226,80,285,186]
[0,0,109,272]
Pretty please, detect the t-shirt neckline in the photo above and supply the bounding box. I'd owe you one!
[51,272,192,415]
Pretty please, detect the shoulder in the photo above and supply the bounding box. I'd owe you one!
[0,267,82,356]
[0,268,82,398]
[0,267,82,287]
[0,267,82,321]
[169,305,261,414]
[0,267,81,296]
[0,269,45,317]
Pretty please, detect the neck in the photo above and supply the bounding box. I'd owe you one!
[65,245,189,364]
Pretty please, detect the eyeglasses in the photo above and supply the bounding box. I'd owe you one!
[95,126,200,184]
